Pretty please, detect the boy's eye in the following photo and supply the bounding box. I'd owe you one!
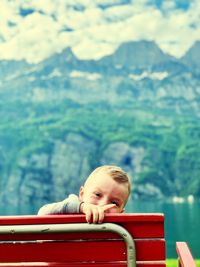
[94,192,101,197]
[111,201,119,206]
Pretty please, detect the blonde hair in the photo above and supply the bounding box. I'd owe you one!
[85,165,131,195]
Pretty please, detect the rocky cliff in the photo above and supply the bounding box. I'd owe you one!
[0,40,200,207]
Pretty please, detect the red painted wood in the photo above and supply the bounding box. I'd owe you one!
[0,213,164,224]
[0,225,163,240]
[0,263,166,267]
[176,242,196,267]
[0,214,166,266]
[0,214,165,238]
[0,262,166,267]
[0,239,165,262]
[0,232,159,241]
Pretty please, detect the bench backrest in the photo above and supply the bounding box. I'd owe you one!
[0,213,166,267]
[176,242,197,267]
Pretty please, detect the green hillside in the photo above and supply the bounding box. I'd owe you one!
[1,99,200,204]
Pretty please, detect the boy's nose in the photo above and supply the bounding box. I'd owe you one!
[98,198,108,206]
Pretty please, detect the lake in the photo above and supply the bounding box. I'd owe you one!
[0,199,199,259]
[126,199,200,258]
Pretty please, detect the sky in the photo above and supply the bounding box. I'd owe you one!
[0,0,200,64]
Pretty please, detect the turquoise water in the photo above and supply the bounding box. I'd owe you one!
[0,200,199,258]
[126,199,200,258]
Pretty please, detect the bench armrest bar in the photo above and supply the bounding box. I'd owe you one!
[176,242,196,267]
[0,222,136,267]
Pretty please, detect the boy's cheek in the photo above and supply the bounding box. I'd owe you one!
[105,207,122,213]
[86,197,98,206]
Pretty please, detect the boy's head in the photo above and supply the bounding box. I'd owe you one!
[79,165,131,213]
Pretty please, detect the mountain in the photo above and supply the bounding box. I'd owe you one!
[99,40,176,70]
[0,40,200,209]
[181,41,200,71]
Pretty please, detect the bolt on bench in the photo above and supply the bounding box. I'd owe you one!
[0,213,196,267]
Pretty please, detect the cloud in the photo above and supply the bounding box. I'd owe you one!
[156,1,200,57]
[0,11,62,63]
[0,0,200,63]
[161,0,177,10]
[72,37,117,60]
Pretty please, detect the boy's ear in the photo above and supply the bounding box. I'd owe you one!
[79,186,84,201]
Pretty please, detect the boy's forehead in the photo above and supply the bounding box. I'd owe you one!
[85,169,111,184]
[85,172,129,193]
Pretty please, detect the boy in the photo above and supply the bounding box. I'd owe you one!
[38,165,131,224]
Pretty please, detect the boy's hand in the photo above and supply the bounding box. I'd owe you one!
[80,203,116,224]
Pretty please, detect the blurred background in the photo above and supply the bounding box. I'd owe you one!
[0,0,200,258]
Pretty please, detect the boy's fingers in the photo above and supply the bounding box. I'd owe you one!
[84,204,116,224]
[102,203,116,211]
[97,208,105,223]
[92,208,99,224]
[85,210,92,223]
[85,207,100,224]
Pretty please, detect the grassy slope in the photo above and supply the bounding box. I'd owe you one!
[167,259,200,267]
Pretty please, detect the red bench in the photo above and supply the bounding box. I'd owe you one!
[176,242,197,267]
[0,213,196,267]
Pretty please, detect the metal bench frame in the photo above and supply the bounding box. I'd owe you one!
[0,222,136,267]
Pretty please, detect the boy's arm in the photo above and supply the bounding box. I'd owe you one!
[37,194,81,215]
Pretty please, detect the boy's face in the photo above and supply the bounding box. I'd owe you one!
[79,170,129,213]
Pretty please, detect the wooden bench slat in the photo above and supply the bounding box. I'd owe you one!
[0,225,163,240]
[0,263,166,267]
[0,214,165,224]
[0,226,164,241]
[176,242,197,267]
[0,239,165,262]
[0,214,167,267]
[0,214,164,239]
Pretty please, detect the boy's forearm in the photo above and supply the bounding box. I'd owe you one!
[37,201,67,215]
[37,194,81,215]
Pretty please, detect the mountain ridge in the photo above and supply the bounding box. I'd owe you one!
[0,39,200,207]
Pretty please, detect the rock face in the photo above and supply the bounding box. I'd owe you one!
[2,133,96,205]
[100,40,175,70]
[181,41,200,70]
[1,40,200,207]
[50,133,95,201]
[100,142,145,178]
